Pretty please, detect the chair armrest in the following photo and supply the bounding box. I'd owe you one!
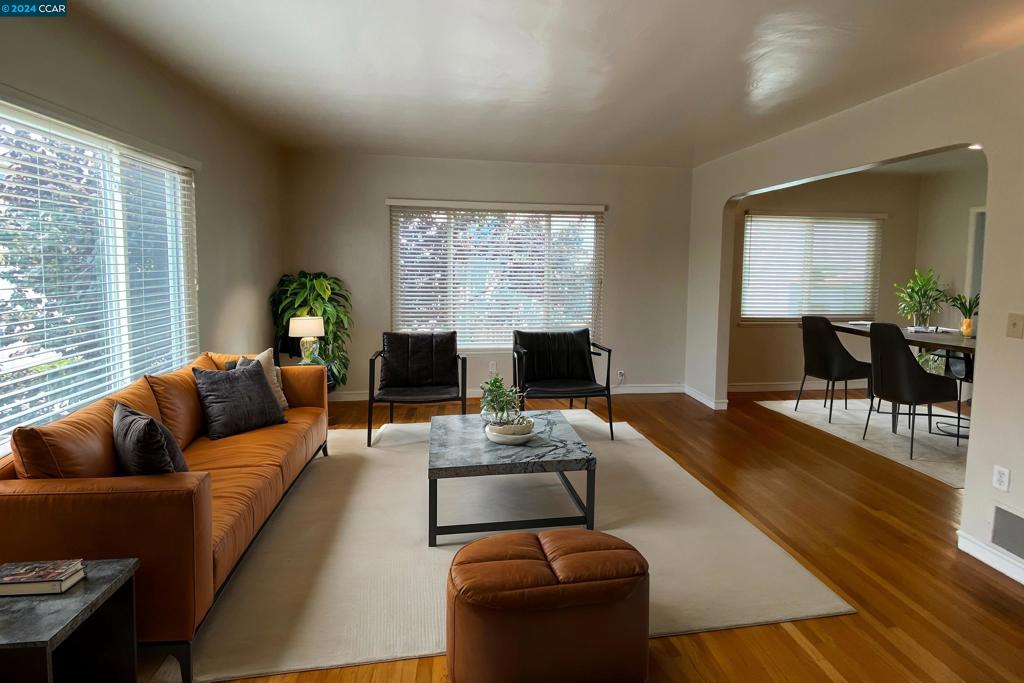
[0,472,214,642]
[511,345,528,389]
[590,342,613,388]
[456,354,468,398]
[368,350,384,400]
[280,364,328,409]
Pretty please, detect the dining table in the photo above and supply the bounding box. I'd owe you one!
[832,322,977,354]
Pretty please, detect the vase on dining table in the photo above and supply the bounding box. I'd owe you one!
[961,317,975,338]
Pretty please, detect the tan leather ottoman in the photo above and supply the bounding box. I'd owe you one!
[446,529,649,683]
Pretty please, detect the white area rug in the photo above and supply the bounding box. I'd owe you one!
[151,411,852,682]
[757,398,967,488]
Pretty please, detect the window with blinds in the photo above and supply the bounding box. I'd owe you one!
[740,213,882,321]
[0,100,198,453]
[390,202,605,347]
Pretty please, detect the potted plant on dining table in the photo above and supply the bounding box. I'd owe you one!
[947,292,980,338]
[895,268,947,329]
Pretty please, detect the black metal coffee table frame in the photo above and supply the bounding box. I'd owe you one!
[429,467,596,546]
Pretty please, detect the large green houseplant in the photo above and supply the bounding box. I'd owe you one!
[894,269,946,327]
[270,271,353,386]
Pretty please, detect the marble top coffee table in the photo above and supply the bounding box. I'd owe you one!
[427,410,596,546]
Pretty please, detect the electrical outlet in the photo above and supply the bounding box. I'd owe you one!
[993,465,1011,492]
[617,370,625,384]
[1007,313,1024,339]
[488,361,497,374]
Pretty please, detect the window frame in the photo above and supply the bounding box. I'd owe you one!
[0,98,199,452]
[738,210,884,325]
[386,199,606,349]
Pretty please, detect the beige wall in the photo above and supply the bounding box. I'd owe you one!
[727,173,922,389]
[280,151,689,399]
[685,46,1024,580]
[915,169,989,328]
[0,14,283,353]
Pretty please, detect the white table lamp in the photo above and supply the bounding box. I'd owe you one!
[289,316,325,364]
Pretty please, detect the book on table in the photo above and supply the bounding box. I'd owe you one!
[0,559,86,596]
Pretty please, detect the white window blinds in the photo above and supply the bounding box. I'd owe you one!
[0,101,198,453]
[390,203,605,347]
[741,213,881,321]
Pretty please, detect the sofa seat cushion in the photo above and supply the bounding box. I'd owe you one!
[11,377,161,479]
[209,465,283,588]
[184,408,326,490]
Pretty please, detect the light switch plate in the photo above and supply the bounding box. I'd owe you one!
[1007,313,1024,339]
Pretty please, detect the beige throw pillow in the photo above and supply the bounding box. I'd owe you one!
[238,348,289,411]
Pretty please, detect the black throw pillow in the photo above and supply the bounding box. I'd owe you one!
[192,361,287,440]
[112,403,189,475]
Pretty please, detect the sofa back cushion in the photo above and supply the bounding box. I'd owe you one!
[10,377,162,479]
[379,331,459,389]
[145,354,219,450]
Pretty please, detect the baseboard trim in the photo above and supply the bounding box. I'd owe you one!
[328,383,687,402]
[683,385,728,411]
[957,530,1024,585]
[728,379,869,392]
[611,383,686,395]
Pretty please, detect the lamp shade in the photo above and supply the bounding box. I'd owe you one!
[289,316,325,338]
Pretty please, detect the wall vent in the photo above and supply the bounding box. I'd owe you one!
[992,506,1024,560]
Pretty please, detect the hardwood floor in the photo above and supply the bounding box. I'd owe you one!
[230,392,1024,683]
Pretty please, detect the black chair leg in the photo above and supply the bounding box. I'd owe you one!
[606,392,614,440]
[891,402,899,434]
[956,381,963,447]
[389,402,394,423]
[569,398,574,408]
[584,397,589,409]
[823,380,830,408]
[927,403,933,433]
[461,395,467,415]
[844,380,849,409]
[909,404,917,460]
[862,396,874,439]
[366,401,373,447]
[795,374,807,411]
[828,382,836,423]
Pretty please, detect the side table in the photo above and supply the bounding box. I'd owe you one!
[0,558,139,682]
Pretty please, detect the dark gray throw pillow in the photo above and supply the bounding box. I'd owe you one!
[112,403,189,475]
[192,362,287,440]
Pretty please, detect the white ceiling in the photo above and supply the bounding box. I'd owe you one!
[84,0,1024,166]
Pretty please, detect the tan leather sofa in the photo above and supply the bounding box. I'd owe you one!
[0,352,327,676]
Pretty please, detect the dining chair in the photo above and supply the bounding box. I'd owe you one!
[862,323,958,458]
[512,328,614,439]
[931,349,974,446]
[797,316,872,422]
[367,331,467,446]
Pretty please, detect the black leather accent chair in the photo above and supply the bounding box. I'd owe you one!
[368,331,467,446]
[862,323,958,458]
[512,329,614,439]
[797,316,872,422]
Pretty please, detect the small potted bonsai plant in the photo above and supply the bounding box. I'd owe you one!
[947,292,980,338]
[479,374,535,444]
